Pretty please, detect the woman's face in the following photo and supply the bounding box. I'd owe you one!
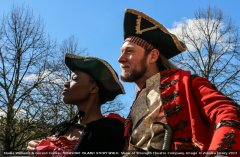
[62,71,97,105]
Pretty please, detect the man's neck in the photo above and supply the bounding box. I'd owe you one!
[135,67,160,90]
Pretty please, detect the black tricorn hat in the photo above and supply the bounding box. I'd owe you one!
[65,53,125,104]
[124,9,187,59]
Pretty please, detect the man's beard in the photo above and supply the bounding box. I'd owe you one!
[120,60,147,82]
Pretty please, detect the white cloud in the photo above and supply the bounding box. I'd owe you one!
[0,109,5,117]
[0,108,26,118]
[24,73,38,81]
[168,18,227,53]
[15,109,27,119]
[23,70,64,85]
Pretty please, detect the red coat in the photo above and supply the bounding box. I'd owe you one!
[125,69,240,152]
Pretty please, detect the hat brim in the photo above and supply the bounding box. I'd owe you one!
[124,9,187,59]
[65,53,125,104]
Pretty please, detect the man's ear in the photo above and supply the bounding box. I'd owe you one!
[148,49,160,64]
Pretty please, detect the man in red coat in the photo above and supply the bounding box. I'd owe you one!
[119,9,240,155]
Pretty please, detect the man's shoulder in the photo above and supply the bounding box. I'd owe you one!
[160,68,191,78]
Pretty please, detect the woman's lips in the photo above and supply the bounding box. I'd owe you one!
[62,89,70,95]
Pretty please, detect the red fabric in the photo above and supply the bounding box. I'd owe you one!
[208,127,240,150]
[124,119,132,138]
[104,113,125,124]
[35,114,125,156]
[125,69,240,153]
[35,136,78,157]
[170,69,240,151]
[190,76,240,152]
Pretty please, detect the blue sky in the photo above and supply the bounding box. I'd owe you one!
[1,0,240,116]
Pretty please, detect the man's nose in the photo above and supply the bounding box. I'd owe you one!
[118,53,127,63]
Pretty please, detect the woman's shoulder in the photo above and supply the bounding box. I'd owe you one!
[104,113,125,124]
[87,113,125,130]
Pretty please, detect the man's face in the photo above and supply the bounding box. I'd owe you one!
[118,41,148,82]
[62,71,97,104]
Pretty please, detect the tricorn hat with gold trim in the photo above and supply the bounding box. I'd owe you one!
[65,53,125,104]
[124,9,187,59]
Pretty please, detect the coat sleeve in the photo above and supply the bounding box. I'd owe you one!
[191,76,240,151]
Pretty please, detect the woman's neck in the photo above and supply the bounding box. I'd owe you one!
[76,98,103,125]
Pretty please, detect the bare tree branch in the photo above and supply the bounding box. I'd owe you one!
[172,5,240,103]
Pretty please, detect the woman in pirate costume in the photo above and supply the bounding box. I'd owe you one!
[27,53,125,156]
